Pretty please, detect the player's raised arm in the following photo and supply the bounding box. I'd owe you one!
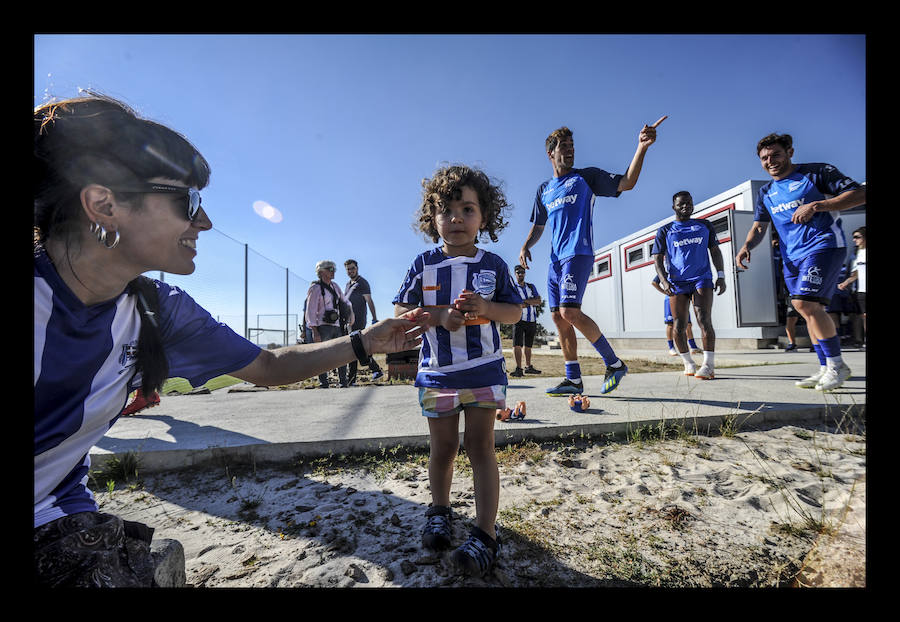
[618,115,667,192]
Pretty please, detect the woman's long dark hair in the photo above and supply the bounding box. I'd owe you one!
[34,93,211,395]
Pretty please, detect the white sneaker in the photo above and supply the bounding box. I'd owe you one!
[796,367,826,389]
[669,348,678,356]
[694,364,715,380]
[684,364,697,376]
[690,347,703,354]
[815,363,852,391]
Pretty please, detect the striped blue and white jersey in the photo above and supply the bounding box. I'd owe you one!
[34,248,261,528]
[754,163,861,263]
[393,248,522,389]
[515,282,540,322]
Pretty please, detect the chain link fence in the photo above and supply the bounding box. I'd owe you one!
[153,228,311,348]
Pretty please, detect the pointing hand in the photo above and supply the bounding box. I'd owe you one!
[639,115,667,147]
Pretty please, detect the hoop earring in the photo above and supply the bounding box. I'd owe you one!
[90,222,120,249]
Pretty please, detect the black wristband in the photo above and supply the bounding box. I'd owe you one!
[349,330,369,364]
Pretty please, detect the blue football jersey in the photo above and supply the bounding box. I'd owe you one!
[393,248,522,388]
[754,163,861,262]
[34,249,261,528]
[531,167,623,262]
[651,218,718,282]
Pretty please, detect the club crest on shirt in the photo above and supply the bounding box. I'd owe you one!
[118,340,139,374]
[471,270,496,297]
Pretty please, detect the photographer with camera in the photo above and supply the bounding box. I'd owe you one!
[305,260,354,388]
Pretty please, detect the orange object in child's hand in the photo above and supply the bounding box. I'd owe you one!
[463,316,489,325]
[430,305,490,325]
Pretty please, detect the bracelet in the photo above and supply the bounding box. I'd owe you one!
[349,330,369,364]
[717,271,725,278]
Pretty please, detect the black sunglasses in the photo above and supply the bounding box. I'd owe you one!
[111,183,203,221]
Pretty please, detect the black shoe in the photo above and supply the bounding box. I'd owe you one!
[450,525,501,577]
[422,506,452,551]
[546,378,583,395]
[784,343,797,352]
[371,370,384,380]
[509,367,524,377]
[524,365,541,374]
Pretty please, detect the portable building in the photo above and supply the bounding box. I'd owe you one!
[582,179,866,350]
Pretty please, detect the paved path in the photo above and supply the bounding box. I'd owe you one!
[91,348,866,473]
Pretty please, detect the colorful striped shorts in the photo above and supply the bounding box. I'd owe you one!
[418,385,507,418]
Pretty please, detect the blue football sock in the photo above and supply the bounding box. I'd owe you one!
[565,361,582,383]
[688,338,699,349]
[812,343,827,367]
[667,340,674,349]
[592,336,621,367]
[818,335,844,367]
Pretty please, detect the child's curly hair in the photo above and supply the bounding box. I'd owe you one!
[416,165,510,244]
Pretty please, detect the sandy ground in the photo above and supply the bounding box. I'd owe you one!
[94,420,866,588]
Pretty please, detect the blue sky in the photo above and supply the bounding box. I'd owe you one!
[34,34,866,334]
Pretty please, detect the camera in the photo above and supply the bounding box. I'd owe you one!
[323,309,339,324]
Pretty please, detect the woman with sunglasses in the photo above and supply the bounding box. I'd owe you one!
[34,94,426,587]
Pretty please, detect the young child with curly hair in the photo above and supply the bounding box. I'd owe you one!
[393,164,522,577]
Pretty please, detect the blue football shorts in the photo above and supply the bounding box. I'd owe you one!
[669,276,715,297]
[548,255,594,310]
[782,248,845,305]
[663,297,693,324]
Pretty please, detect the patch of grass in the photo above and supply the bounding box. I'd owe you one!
[720,414,740,438]
[718,407,761,438]
[294,445,430,482]
[580,532,670,585]
[496,440,550,468]
[224,468,265,520]
[498,497,567,551]
[161,374,243,395]
[625,418,699,447]
[293,440,560,484]
[89,450,141,490]
[771,517,834,539]
[239,496,263,512]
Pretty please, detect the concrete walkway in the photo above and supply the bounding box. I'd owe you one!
[90,348,866,473]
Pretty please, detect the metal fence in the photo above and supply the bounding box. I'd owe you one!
[153,228,311,348]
